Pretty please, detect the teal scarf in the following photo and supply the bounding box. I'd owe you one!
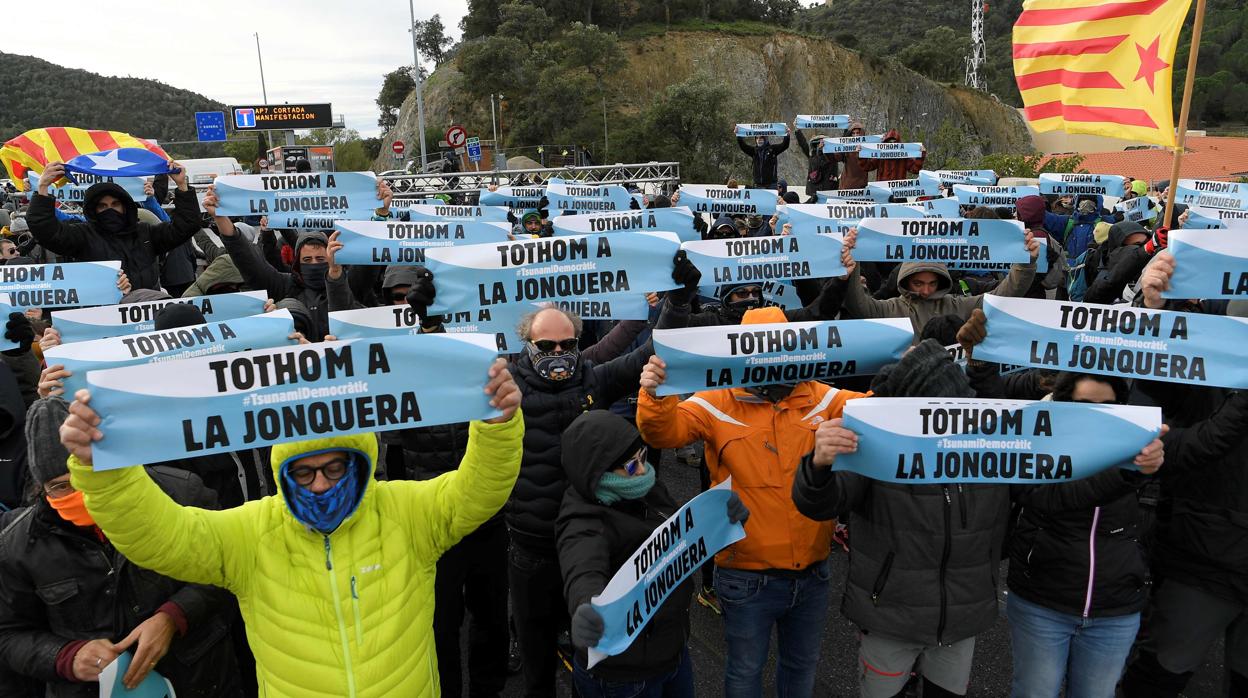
[595,467,655,505]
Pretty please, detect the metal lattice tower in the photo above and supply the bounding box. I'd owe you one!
[965,0,987,90]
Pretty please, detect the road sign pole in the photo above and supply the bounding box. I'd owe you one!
[408,0,429,170]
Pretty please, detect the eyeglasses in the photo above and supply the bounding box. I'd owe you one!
[44,481,75,498]
[531,338,578,352]
[287,457,352,487]
[621,447,648,476]
[729,287,762,300]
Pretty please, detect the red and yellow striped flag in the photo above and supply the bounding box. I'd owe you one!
[1,127,169,191]
[1013,0,1193,146]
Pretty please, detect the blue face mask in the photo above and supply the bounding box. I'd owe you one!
[281,453,366,534]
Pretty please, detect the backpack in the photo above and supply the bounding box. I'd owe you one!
[1066,247,1096,301]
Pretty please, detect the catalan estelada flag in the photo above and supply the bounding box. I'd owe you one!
[1,127,169,191]
[1013,0,1193,146]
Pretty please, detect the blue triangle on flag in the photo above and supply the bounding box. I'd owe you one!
[63,148,176,184]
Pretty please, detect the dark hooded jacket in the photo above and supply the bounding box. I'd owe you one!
[795,130,839,196]
[1043,194,1113,260]
[834,121,871,190]
[0,365,27,509]
[555,412,692,682]
[860,129,925,182]
[25,183,202,291]
[0,467,241,697]
[221,230,332,340]
[736,136,789,189]
[1082,221,1151,305]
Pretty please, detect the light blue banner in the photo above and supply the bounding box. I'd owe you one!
[783,202,924,226]
[0,295,14,351]
[1163,230,1248,300]
[683,234,845,297]
[918,196,963,218]
[387,202,510,222]
[478,185,547,209]
[587,480,744,667]
[796,115,850,129]
[328,305,525,353]
[422,231,680,314]
[1039,173,1126,198]
[762,280,799,309]
[87,333,504,470]
[678,185,777,216]
[919,170,998,187]
[977,295,1248,388]
[822,135,883,154]
[49,311,296,398]
[53,291,269,343]
[652,318,913,395]
[1185,205,1248,229]
[211,172,381,230]
[815,188,874,201]
[953,184,1040,208]
[735,122,788,137]
[853,217,1029,265]
[0,260,121,309]
[27,172,148,205]
[948,236,1049,274]
[1174,179,1248,210]
[332,219,512,265]
[834,397,1161,484]
[859,142,924,159]
[546,178,634,213]
[552,207,700,243]
[1116,196,1158,224]
[868,178,941,201]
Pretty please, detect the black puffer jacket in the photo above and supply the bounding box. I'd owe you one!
[25,184,202,291]
[793,462,1010,645]
[221,230,331,340]
[507,345,656,552]
[0,365,27,509]
[795,130,839,196]
[0,467,241,697]
[556,412,692,682]
[736,136,790,189]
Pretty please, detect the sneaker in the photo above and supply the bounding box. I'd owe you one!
[696,585,722,615]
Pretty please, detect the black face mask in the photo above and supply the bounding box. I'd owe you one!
[525,342,580,382]
[95,209,127,234]
[746,384,796,403]
[300,263,328,290]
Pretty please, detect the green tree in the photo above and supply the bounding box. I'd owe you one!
[415,14,454,66]
[559,23,625,158]
[978,152,1085,178]
[458,36,530,98]
[460,0,503,39]
[376,67,416,131]
[898,27,971,83]
[497,2,557,44]
[222,137,264,171]
[618,72,743,182]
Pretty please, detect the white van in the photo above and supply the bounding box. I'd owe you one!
[178,158,245,186]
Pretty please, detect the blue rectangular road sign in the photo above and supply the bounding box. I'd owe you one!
[195,112,227,142]
[467,140,482,162]
[234,108,256,129]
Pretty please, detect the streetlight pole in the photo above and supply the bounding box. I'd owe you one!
[408,0,429,171]
[254,33,269,103]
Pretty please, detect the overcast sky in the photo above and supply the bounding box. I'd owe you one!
[16,0,468,138]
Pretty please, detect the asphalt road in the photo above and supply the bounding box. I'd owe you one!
[482,451,1226,697]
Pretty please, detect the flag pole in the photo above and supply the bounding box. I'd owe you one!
[1162,0,1207,228]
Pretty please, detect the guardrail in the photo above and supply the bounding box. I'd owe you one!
[381,162,681,198]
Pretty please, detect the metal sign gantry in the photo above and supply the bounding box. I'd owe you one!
[382,162,682,198]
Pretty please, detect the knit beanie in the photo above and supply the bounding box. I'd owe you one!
[1015,195,1046,227]
[1094,221,1113,246]
[920,314,965,347]
[871,339,975,398]
[25,398,71,485]
[1131,179,1148,197]
[154,302,206,330]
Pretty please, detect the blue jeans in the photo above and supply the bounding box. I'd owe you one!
[1007,592,1140,698]
[715,560,832,698]
[572,647,694,698]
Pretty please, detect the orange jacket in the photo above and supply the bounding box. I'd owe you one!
[637,382,867,572]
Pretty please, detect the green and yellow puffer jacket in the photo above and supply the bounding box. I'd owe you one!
[68,414,524,697]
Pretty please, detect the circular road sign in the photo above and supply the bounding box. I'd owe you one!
[445,125,467,149]
[392,141,405,155]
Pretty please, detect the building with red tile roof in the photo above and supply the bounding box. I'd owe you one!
[1045,136,1248,185]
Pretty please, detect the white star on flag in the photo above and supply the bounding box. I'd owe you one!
[84,150,139,172]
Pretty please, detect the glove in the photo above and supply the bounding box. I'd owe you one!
[693,214,708,236]
[1144,227,1169,255]
[570,603,604,649]
[956,308,988,361]
[668,250,702,305]
[404,267,444,330]
[538,195,550,211]
[629,196,641,210]
[726,491,750,525]
[3,312,34,355]
[507,210,518,225]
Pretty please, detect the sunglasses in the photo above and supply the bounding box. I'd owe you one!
[730,287,763,299]
[288,457,352,487]
[531,338,578,352]
[621,447,648,476]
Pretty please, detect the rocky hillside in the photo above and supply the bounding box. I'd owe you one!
[378,29,1034,181]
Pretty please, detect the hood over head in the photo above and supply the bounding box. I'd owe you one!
[82,182,138,230]
[1105,220,1147,254]
[847,120,865,134]
[896,261,953,299]
[1015,195,1047,227]
[561,411,644,501]
[883,129,901,143]
[1093,221,1113,246]
[871,338,975,398]
[293,231,330,257]
[25,397,70,486]
[1131,179,1149,197]
[271,433,377,531]
[381,265,423,290]
[185,255,245,296]
[154,302,206,330]
[707,214,737,239]
[1074,194,1104,220]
